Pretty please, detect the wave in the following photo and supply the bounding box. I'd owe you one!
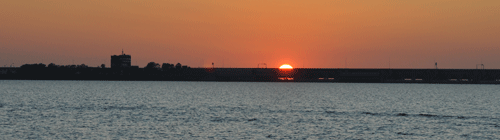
[358,111,494,120]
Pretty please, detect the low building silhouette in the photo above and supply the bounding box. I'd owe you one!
[111,51,131,68]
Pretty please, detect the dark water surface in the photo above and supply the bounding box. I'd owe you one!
[1,80,499,139]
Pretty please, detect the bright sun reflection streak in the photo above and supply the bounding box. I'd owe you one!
[279,64,293,69]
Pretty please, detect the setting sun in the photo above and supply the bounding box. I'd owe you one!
[279,64,293,69]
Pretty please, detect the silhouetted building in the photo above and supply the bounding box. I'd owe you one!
[111,51,131,68]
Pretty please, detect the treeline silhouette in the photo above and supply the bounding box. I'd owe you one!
[10,62,203,81]
[145,62,189,69]
[20,62,191,69]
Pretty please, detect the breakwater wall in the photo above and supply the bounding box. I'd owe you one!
[1,67,500,84]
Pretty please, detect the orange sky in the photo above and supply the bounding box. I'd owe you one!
[1,0,499,68]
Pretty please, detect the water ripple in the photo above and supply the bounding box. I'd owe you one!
[1,81,499,139]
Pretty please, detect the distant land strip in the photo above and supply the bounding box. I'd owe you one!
[1,67,500,84]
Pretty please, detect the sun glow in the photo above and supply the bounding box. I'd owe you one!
[279,64,293,69]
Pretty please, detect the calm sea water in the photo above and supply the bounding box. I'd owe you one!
[0,80,499,139]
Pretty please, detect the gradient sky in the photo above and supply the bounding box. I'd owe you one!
[1,0,499,68]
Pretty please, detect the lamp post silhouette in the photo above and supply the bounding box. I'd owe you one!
[257,63,267,68]
[476,64,484,69]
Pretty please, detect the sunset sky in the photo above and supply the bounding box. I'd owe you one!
[1,0,499,68]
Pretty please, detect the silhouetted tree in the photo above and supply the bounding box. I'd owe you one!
[20,63,46,69]
[48,63,57,68]
[175,63,182,69]
[77,64,88,68]
[162,63,172,69]
[101,64,105,68]
[146,62,160,69]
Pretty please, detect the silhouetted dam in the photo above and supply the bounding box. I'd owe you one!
[1,67,500,84]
